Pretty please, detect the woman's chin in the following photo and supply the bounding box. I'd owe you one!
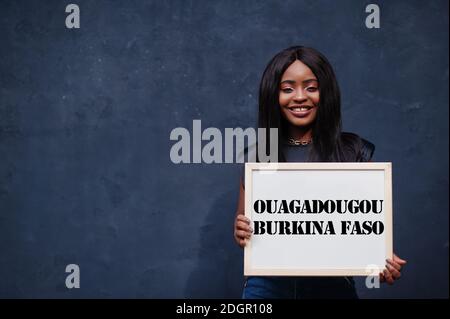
[285,116,316,128]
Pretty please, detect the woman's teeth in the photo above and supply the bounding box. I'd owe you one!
[291,107,311,111]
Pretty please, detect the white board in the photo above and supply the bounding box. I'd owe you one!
[244,162,393,276]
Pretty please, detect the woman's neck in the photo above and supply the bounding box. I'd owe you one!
[286,125,313,142]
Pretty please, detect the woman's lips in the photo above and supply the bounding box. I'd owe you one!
[286,106,314,118]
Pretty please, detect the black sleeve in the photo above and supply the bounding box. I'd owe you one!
[359,138,375,162]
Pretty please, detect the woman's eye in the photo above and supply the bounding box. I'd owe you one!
[306,87,318,92]
[281,88,293,93]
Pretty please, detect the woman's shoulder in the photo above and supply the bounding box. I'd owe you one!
[340,132,375,162]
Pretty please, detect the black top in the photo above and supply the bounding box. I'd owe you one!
[240,133,375,187]
[240,143,312,187]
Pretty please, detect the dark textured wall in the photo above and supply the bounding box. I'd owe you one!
[0,0,448,298]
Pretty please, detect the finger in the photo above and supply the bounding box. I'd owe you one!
[236,221,253,232]
[386,264,401,279]
[236,230,251,239]
[239,239,246,248]
[384,272,394,285]
[386,259,402,271]
[235,230,250,239]
[379,272,386,283]
[383,269,394,285]
[393,254,407,265]
[236,214,250,222]
[236,215,251,224]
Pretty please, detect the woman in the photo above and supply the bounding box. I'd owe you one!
[234,46,406,299]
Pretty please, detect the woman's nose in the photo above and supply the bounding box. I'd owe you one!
[293,90,307,102]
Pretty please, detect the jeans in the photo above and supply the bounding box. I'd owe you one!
[242,276,358,299]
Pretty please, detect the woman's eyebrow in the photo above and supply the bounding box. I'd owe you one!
[303,78,318,84]
[280,78,318,85]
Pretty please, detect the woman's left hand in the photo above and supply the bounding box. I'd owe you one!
[379,253,407,285]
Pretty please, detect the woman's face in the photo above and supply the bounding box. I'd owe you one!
[279,60,319,128]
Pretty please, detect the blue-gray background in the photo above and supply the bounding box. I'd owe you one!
[0,0,448,298]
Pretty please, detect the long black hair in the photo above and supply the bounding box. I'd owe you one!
[258,46,364,162]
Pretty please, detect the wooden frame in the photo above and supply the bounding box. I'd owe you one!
[244,162,393,276]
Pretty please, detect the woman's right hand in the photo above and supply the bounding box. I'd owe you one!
[234,214,253,248]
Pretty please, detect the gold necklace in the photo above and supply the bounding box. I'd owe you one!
[286,137,313,146]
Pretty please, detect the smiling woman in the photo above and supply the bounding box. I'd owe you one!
[233,46,407,299]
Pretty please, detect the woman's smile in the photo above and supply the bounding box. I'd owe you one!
[285,105,315,118]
